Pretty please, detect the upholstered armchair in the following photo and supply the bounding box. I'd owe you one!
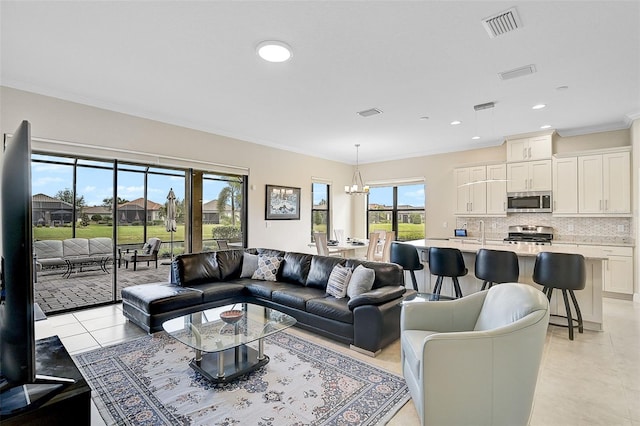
[401,283,549,426]
[120,237,162,271]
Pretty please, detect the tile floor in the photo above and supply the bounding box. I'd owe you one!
[36,297,640,425]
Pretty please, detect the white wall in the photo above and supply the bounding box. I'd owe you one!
[0,87,353,253]
[0,86,633,258]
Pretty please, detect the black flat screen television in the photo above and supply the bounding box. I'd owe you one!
[0,121,74,417]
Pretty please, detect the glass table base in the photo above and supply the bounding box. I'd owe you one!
[189,344,269,384]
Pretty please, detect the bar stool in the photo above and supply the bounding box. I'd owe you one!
[428,247,467,298]
[390,242,424,291]
[533,252,586,340]
[475,248,520,290]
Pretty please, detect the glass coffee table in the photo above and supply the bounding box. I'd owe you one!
[162,303,296,384]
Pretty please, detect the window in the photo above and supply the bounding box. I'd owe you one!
[311,183,330,240]
[202,173,245,250]
[367,183,425,241]
[30,151,246,314]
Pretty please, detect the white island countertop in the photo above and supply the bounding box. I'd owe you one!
[402,238,606,331]
[403,238,609,259]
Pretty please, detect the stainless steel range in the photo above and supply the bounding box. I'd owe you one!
[504,225,554,245]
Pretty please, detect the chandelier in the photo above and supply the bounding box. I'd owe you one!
[345,144,369,195]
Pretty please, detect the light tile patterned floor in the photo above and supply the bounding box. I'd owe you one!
[37,297,640,425]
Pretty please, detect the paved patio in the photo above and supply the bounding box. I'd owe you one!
[35,260,171,314]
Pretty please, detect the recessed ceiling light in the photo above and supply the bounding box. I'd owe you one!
[450,120,462,125]
[472,136,481,140]
[419,116,430,120]
[540,125,552,129]
[556,85,569,91]
[256,41,292,62]
[532,104,546,110]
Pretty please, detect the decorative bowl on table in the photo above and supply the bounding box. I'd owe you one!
[220,309,244,324]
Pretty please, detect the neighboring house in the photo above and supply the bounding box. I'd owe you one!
[118,198,162,223]
[32,193,73,226]
[84,205,112,221]
[202,199,233,224]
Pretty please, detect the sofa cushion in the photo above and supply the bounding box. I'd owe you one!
[306,256,346,289]
[326,264,352,299]
[272,287,326,310]
[345,259,404,289]
[306,297,353,323]
[217,249,244,280]
[244,280,293,300]
[280,252,312,285]
[347,265,375,298]
[175,252,221,286]
[63,238,90,257]
[190,282,247,303]
[121,282,203,315]
[241,253,259,278]
[252,255,283,281]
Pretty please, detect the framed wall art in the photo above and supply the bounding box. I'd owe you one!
[265,185,301,220]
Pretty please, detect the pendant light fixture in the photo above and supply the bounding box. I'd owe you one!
[345,144,369,195]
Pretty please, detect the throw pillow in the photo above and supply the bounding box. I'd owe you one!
[326,264,352,299]
[347,264,375,298]
[251,255,283,281]
[142,243,151,254]
[240,253,259,278]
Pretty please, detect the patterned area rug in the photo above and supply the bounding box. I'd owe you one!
[73,331,409,425]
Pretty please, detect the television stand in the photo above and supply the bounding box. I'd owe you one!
[1,336,91,425]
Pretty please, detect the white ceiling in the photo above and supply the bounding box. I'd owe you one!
[1,1,639,164]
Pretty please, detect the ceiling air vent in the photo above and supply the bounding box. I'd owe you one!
[357,108,382,117]
[482,7,522,38]
[498,64,536,81]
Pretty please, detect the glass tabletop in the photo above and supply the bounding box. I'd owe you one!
[403,292,456,303]
[162,303,297,353]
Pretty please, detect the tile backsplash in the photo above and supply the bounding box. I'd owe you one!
[456,214,633,245]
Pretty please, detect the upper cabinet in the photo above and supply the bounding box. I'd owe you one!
[552,157,578,214]
[455,166,486,215]
[578,150,630,215]
[455,164,506,216]
[553,147,631,217]
[486,164,507,215]
[506,135,552,162]
[506,160,552,192]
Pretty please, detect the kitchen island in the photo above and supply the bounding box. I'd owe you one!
[404,239,604,331]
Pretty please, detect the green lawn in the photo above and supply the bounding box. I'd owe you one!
[33,223,219,245]
[369,223,425,241]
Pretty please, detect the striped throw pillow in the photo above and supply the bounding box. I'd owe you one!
[326,264,352,299]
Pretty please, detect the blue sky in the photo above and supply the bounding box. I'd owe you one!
[368,184,425,208]
[31,156,230,206]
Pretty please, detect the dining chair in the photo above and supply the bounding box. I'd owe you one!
[314,232,341,257]
[367,231,394,262]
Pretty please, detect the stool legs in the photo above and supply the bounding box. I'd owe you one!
[433,276,463,298]
[409,270,419,291]
[543,286,584,340]
[481,280,494,291]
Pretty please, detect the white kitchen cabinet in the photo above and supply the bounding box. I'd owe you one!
[552,156,578,214]
[455,166,486,215]
[578,151,630,214]
[506,160,552,192]
[486,163,506,214]
[506,135,552,162]
[580,245,633,295]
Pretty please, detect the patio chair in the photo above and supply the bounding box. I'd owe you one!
[121,238,162,271]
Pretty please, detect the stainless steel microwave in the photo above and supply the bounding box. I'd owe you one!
[506,191,552,213]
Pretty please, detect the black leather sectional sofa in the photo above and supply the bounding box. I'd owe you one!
[121,248,414,355]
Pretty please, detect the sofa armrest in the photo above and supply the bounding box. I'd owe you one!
[348,286,405,309]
